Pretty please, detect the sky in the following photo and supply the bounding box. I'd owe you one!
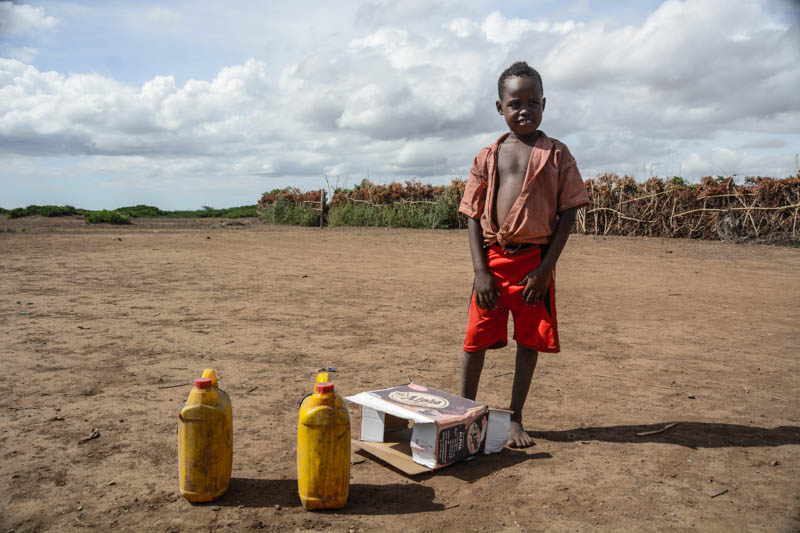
[1,0,799,210]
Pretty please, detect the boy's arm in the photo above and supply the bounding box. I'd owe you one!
[517,207,578,305]
[468,217,499,310]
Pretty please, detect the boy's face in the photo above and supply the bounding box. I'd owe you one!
[496,75,546,138]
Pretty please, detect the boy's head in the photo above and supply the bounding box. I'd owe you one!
[497,61,543,100]
[496,61,546,138]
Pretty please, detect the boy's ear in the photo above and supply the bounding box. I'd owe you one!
[496,100,503,115]
[542,96,546,112]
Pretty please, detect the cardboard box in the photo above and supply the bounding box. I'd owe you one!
[346,384,510,474]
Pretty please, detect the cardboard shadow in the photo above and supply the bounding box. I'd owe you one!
[434,449,552,483]
[528,422,800,449]
[355,447,552,483]
[214,477,445,514]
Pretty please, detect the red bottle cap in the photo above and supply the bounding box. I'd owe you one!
[194,378,213,389]
[315,382,334,394]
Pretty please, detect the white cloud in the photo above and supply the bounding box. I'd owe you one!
[1,0,799,209]
[481,11,577,44]
[0,58,274,155]
[0,3,58,36]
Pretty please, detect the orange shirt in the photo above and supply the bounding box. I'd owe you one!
[459,131,590,247]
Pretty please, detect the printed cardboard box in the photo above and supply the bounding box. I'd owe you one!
[346,384,510,474]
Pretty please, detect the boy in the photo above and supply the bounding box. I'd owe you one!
[459,61,589,448]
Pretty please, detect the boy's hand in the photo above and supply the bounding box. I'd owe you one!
[474,270,499,311]
[516,266,552,305]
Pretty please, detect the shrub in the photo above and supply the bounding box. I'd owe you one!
[260,198,320,226]
[114,205,166,218]
[84,210,132,225]
[8,205,80,218]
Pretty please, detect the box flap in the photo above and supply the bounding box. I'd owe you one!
[353,440,432,475]
[484,409,511,454]
[347,384,487,425]
[347,391,433,423]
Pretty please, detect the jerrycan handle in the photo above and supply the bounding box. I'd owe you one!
[202,368,219,389]
[298,370,335,408]
[315,371,329,386]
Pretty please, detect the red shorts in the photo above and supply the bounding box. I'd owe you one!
[463,245,559,353]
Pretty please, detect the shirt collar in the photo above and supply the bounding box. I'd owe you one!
[490,130,551,152]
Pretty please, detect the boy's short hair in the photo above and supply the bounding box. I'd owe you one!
[497,61,543,99]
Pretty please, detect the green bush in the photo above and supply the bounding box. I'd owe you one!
[106,204,258,219]
[84,210,132,225]
[114,205,166,218]
[197,205,259,218]
[260,199,320,226]
[8,205,80,218]
[327,195,464,229]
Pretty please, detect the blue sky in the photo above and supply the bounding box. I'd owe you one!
[1,0,799,210]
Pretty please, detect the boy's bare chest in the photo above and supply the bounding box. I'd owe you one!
[495,143,533,189]
[493,143,533,226]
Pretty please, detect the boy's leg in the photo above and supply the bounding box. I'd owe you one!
[461,349,486,400]
[508,343,538,448]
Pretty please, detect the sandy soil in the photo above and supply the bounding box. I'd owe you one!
[1,215,798,533]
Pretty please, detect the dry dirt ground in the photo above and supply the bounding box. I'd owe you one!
[1,215,798,533]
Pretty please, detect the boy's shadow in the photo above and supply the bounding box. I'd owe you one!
[528,422,800,449]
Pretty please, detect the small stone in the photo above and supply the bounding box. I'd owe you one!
[108,481,116,486]
[273,504,281,511]
[688,395,696,399]
[211,505,220,511]
[77,505,83,511]
[771,460,780,466]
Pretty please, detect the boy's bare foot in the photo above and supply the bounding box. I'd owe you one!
[507,420,534,448]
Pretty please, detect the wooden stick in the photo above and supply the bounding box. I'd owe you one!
[711,488,729,499]
[673,203,800,218]
[585,207,651,224]
[157,382,192,389]
[636,423,678,436]
[592,375,675,390]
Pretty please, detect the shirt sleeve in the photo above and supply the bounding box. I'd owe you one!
[557,146,590,212]
[459,151,489,219]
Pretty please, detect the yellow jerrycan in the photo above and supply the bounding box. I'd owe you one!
[297,380,350,510]
[178,369,233,502]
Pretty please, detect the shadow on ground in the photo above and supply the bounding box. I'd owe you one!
[354,447,552,483]
[528,422,800,448]
[215,477,444,513]
[214,448,551,511]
